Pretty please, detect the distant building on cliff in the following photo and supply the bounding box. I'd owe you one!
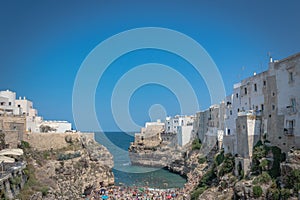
[221,52,300,175]
[190,52,300,175]
[134,120,164,147]
[0,90,72,133]
[165,115,195,147]
[194,104,225,153]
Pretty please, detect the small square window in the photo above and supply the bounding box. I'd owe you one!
[289,72,294,82]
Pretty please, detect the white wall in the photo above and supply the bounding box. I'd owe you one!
[177,125,193,146]
[275,57,300,136]
[41,121,72,133]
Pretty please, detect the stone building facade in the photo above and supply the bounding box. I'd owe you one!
[221,52,300,174]
[0,115,25,149]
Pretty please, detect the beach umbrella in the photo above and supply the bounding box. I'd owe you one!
[139,188,144,192]
[101,195,108,199]
[167,195,172,199]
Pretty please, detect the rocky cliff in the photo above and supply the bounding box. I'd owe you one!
[17,133,114,200]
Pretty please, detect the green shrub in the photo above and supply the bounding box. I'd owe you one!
[218,153,234,176]
[192,139,202,150]
[253,185,263,198]
[286,169,300,193]
[43,151,50,160]
[191,186,206,200]
[259,159,268,170]
[268,146,282,178]
[198,157,206,164]
[41,186,49,196]
[253,172,271,184]
[20,140,30,149]
[215,151,225,166]
[267,188,280,200]
[57,151,81,161]
[280,188,290,200]
[200,168,217,187]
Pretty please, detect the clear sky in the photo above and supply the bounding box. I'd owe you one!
[1,0,299,131]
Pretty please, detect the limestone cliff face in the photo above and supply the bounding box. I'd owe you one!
[21,134,114,200]
[129,145,182,166]
[41,141,114,199]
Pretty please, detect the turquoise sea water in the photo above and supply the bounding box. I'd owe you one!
[94,132,186,189]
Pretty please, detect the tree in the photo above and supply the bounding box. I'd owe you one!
[39,125,56,133]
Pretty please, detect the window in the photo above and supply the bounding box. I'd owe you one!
[236,93,239,98]
[230,110,232,115]
[244,87,247,95]
[254,84,257,92]
[227,129,231,135]
[289,72,294,82]
[261,104,264,111]
[287,120,294,129]
[272,92,275,96]
[263,80,266,86]
[286,120,295,135]
[237,108,240,112]
[0,102,4,106]
[291,98,296,112]
[17,104,21,107]
[8,102,11,106]
[272,105,275,110]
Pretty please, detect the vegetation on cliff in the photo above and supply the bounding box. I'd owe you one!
[189,140,300,199]
[16,135,114,199]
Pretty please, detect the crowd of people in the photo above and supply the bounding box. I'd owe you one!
[83,185,191,200]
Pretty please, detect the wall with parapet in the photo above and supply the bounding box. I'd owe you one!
[23,132,94,151]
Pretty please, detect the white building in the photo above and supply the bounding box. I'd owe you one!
[0,90,21,115]
[40,120,72,133]
[0,90,72,133]
[166,115,194,147]
[177,125,194,147]
[15,97,43,133]
[165,115,194,134]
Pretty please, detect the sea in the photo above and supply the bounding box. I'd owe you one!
[94,132,186,189]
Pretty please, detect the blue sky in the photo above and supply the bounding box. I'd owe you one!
[1,0,299,131]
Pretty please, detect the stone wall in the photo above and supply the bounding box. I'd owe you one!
[0,115,25,149]
[23,132,94,151]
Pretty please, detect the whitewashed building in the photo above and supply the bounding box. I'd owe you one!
[0,90,72,133]
[164,115,195,147]
[40,120,72,133]
[0,90,21,115]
